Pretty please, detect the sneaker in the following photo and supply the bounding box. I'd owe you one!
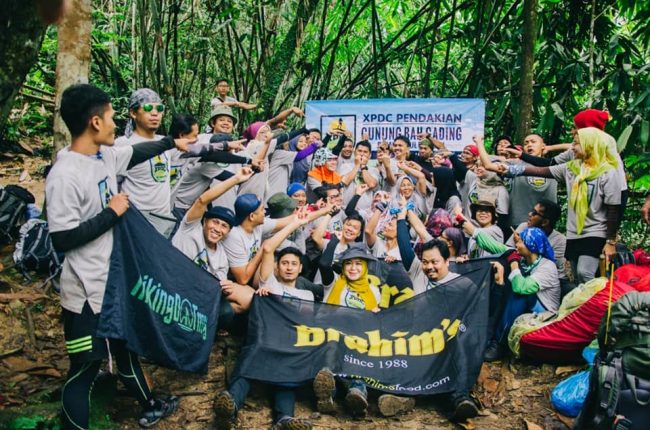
[449,397,479,422]
[138,395,179,428]
[344,388,368,417]
[313,368,336,414]
[377,394,415,417]
[483,341,503,362]
[214,390,238,430]
[272,416,313,430]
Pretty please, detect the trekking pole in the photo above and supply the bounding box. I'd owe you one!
[604,262,615,345]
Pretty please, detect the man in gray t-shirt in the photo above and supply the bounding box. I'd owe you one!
[47,84,182,429]
[115,88,176,236]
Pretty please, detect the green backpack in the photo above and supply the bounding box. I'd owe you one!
[574,291,650,430]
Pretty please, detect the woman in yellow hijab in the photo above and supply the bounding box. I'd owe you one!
[476,126,623,285]
[320,242,380,311]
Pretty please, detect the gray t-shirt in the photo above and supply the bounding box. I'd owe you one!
[172,161,226,210]
[371,239,402,261]
[46,145,133,314]
[549,164,623,239]
[407,256,460,295]
[261,274,314,301]
[467,224,504,258]
[509,258,560,312]
[267,149,297,198]
[342,167,380,213]
[237,139,278,201]
[465,177,509,216]
[507,222,567,280]
[222,219,278,268]
[115,133,171,215]
[507,159,557,226]
[171,216,228,280]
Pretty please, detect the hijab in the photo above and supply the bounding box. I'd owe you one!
[326,259,378,310]
[567,127,618,234]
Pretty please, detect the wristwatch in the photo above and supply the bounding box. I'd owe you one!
[606,239,617,246]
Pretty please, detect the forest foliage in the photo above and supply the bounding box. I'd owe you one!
[6,0,650,190]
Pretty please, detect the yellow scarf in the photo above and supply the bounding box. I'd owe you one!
[567,127,618,234]
[326,260,378,311]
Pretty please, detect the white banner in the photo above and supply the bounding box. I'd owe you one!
[305,98,485,152]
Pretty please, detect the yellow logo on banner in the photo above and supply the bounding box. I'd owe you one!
[294,318,462,357]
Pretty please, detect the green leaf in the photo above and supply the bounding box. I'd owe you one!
[640,120,650,150]
[617,124,633,153]
[550,103,564,121]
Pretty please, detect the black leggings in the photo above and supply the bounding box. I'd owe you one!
[61,341,155,430]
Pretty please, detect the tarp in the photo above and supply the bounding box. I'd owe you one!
[305,98,485,151]
[97,208,221,374]
[235,261,491,395]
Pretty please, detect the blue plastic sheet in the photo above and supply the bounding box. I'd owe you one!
[551,370,590,417]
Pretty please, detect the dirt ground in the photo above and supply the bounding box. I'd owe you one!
[0,155,580,430]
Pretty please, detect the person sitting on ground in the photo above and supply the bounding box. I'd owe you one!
[314,243,415,418]
[214,213,316,430]
[456,210,560,361]
[222,193,299,286]
[506,199,572,296]
[394,209,481,421]
[465,199,504,259]
[171,167,257,329]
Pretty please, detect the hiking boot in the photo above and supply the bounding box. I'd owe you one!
[377,394,415,417]
[272,416,313,430]
[344,388,368,417]
[313,368,336,414]
[138,395,179,428]
[214,390,238,430]
[483,341,504,362]
[449,397,479,422]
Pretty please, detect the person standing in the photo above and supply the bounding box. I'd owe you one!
[46,84,186,429]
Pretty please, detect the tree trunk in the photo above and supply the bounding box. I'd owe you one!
[259,0,319,116]
[514,0,537,144]
[52,0,92,156]
[0,1,46,140]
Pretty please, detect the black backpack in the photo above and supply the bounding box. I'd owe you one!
[0,184,35,244]
[12,219,63,286]
[574,291,650,430]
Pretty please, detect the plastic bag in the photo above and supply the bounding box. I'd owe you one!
[551,370,590,417]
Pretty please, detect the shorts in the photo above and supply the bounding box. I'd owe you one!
[63,302,108,364]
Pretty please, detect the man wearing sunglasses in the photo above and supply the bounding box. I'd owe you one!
[506,199,572,296]
[116,88,177,237]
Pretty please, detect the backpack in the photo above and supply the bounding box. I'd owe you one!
[574,291,650,430]
[0,184,35,243]
[12,219,63,286]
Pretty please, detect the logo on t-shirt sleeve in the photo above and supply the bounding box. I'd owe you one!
[98,177,113,209]
[193,249,209,271]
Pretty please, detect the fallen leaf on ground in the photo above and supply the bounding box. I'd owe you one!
[483,378,499,392]
[458,420,476,429]
[3,356,52,372]
[525,419,544,430]
[555,365,582,375]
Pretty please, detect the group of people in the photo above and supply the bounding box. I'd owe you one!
[45,80,646,430]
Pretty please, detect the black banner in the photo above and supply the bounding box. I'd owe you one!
[236,260,491,395]
[97,208,221,374]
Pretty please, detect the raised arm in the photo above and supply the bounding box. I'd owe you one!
[397,161,427,195]
[267,106,303,128]
[318,235,340,286]
[406,208,433,243]
[186,167,253,223]
[259,212,309,282]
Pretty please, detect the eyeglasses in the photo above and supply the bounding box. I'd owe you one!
[530,209,546,218]
[142,104,165,113]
